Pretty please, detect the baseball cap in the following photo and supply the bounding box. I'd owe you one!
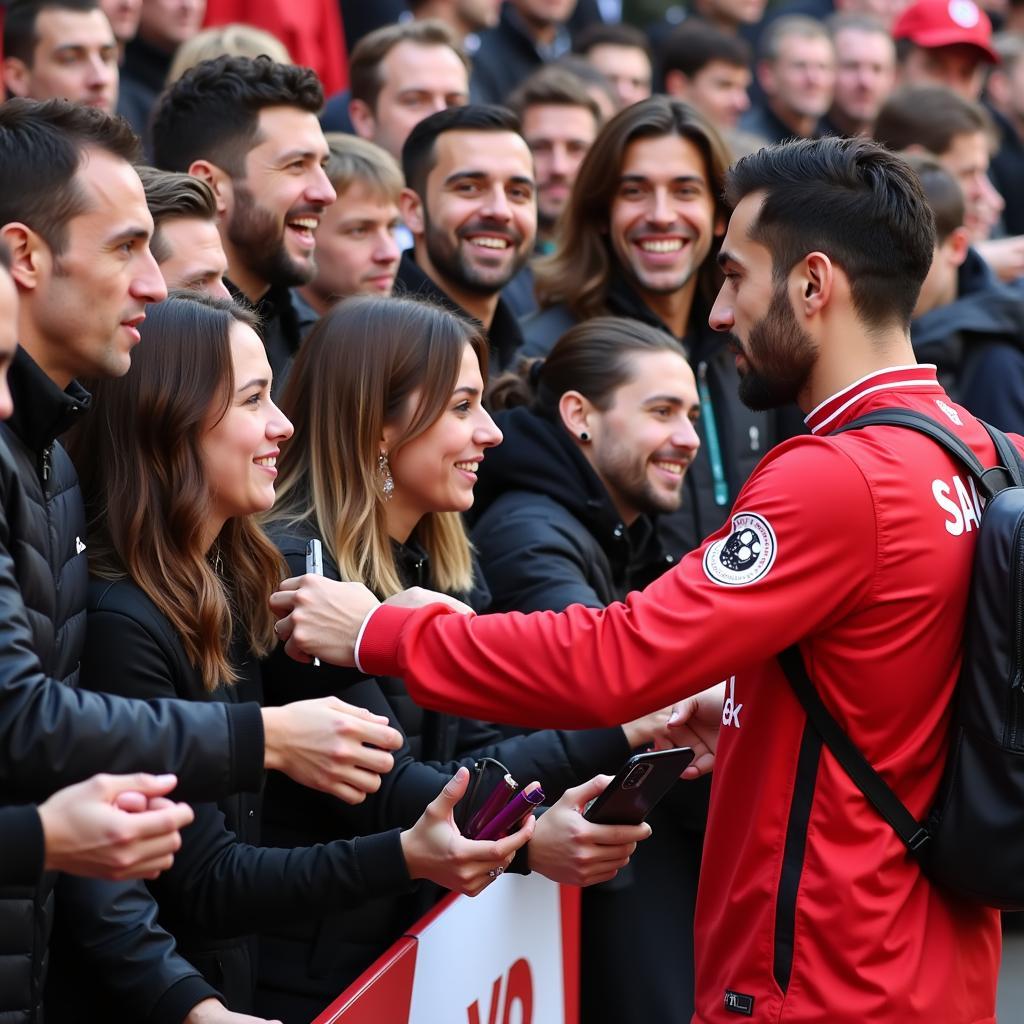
[892,0,999,64]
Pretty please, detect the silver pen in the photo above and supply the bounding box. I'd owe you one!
[304,538,324,668]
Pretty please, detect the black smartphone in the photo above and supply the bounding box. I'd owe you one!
[583,747,695,826]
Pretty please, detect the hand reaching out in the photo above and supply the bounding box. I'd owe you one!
[261,697,404,804]
[666,681,724,779]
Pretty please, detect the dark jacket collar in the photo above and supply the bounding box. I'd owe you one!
[741,103,807,145]
[912,247,1024,360]
[395,250,522,370]
[499,3,571,60]
[6,347,91,454]
[604,262,718,360]
[122,34,173,92]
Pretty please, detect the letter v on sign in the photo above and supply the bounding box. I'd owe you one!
[467,977,503,1024]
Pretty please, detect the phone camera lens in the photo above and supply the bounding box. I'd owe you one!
[622,763,651,789]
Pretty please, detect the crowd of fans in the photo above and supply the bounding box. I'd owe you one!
[0,0,1022,1022]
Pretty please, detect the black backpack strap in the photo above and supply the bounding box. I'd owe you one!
[836,408,1019,499]
[777,645,930,853]
[982,422,1024,489]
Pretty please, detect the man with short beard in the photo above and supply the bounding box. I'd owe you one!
[151,55,336,387]
[395,104,537,371]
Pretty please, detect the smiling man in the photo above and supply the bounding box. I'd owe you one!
[151,54,336,386]
[522,96,785,557]
[395,104,537,371]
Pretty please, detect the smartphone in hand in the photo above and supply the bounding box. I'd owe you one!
[583,747,695,826]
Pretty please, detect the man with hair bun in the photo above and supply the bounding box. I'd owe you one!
[474,317,703,1022]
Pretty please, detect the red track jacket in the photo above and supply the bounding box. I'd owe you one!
[360,365,1004,1023]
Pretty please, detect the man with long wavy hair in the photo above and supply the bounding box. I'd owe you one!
[522,95,795,558]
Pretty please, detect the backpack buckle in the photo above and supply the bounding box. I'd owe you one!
[907,827,931,852]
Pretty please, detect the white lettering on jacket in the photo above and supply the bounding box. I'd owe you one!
[722,676,742,729]
[932,475,982,536]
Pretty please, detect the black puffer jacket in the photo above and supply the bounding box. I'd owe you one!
[255,523,629,1023]
[519,279,799,555]
[80,579,413,1013]
[0,348,265,1024]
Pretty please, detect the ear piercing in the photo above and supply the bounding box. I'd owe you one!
[580,432,590,442]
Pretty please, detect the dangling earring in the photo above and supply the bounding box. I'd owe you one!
[378,451,394,501]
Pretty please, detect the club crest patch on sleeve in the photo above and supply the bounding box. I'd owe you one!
[703,512,777,587]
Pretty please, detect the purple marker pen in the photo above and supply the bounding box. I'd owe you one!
[475,782,545,842]
[465,773,517,840]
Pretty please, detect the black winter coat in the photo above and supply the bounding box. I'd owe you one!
[79,578,413,1013]
[0,807,43,888]
[469,4,565,106]
[394,251,522,372]
[519,279,798,555]
[255,524,629,1023]
[0,348,264,1024]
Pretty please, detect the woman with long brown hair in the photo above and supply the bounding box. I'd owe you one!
[257,295,665,1021]
[69,291,532,1017]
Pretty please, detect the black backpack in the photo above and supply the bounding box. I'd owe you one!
[778,407,1024,910]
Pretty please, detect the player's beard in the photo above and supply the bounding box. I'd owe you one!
[736,283,816,411]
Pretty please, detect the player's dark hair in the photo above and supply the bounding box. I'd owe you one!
[725,135,935,330]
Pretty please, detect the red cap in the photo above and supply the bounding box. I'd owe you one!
[892,0,999,64]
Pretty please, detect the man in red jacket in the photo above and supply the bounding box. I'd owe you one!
[272,135,1005,1023]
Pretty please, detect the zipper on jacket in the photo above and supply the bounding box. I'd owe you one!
[773,721,822,994]
[41,444,52,486]
[697,362,729,507]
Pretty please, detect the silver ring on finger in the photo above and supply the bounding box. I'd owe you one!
[488,866,504,879]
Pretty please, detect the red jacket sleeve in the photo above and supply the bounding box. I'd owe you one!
[360,437,879,727]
